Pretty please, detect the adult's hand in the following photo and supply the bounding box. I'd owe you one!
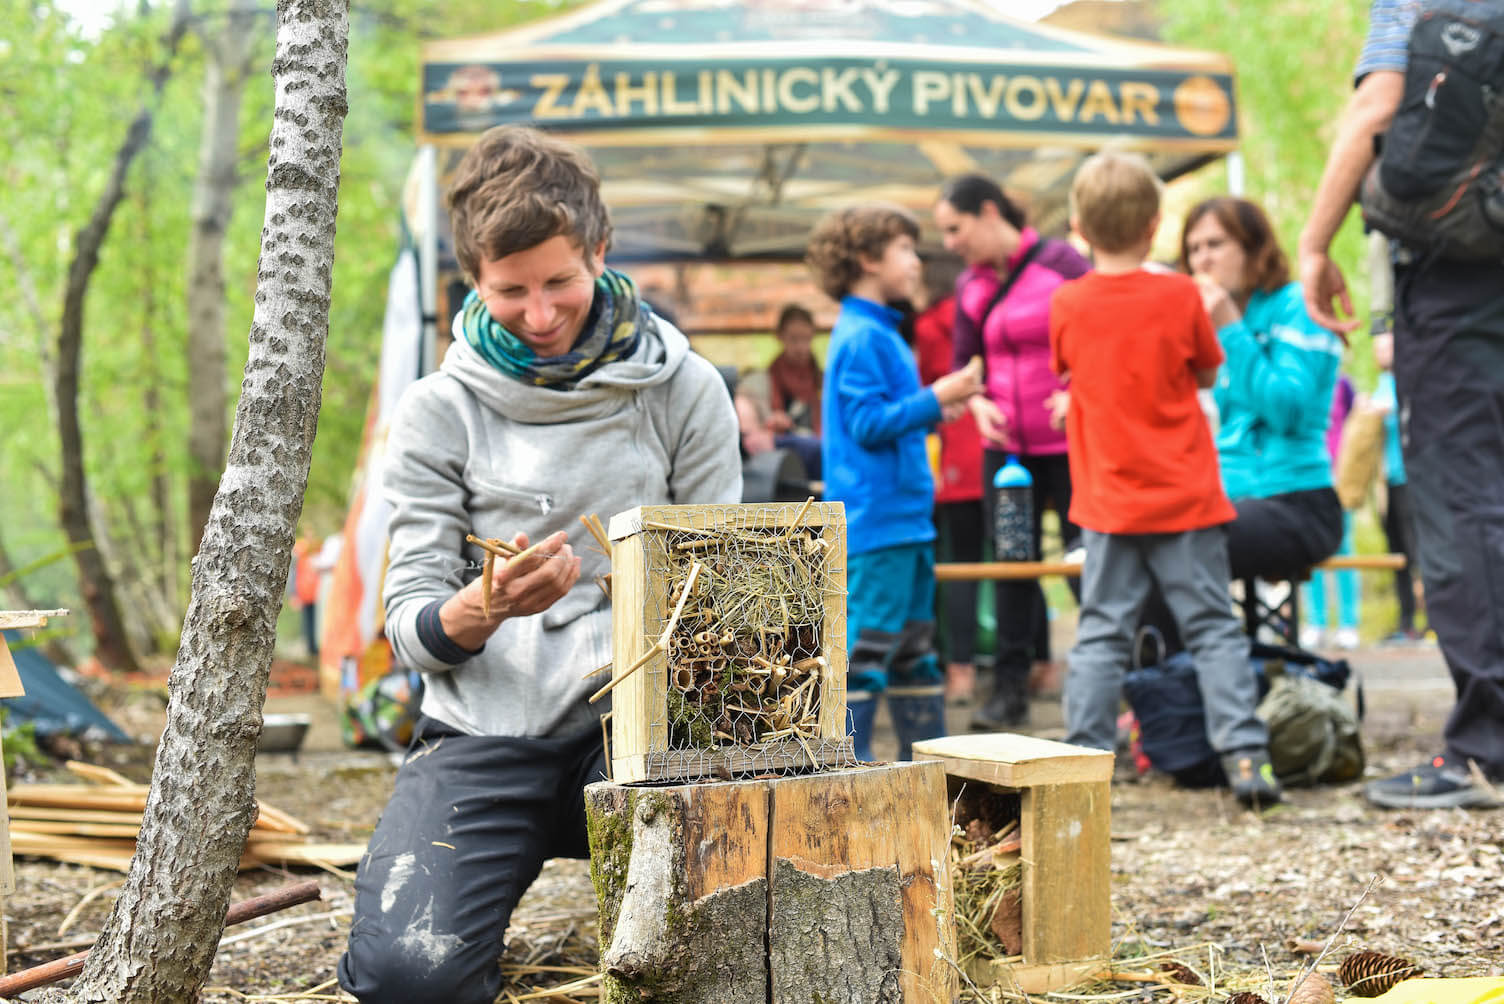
[1298,246,1360,339]
[1193,274,1242,330]
[933,355,984,406]
[439,530,581,651]
[968,394,1008,444]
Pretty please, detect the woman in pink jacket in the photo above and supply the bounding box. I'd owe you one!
[935,174,1090,729]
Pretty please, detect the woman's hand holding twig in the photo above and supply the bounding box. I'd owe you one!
[440,530,581,649]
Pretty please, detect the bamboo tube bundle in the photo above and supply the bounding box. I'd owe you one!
[604,501,853,784]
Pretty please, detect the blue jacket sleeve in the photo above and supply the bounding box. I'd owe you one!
[835,339,943,449]
[1217,290,1341,437]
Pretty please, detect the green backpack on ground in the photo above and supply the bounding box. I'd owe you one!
[1257,661,1364,786]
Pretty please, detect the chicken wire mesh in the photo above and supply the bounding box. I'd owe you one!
[619,501,854,782]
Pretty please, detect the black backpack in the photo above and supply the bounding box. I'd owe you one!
[1360,0,1504,260]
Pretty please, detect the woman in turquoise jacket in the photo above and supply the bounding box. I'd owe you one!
[1184,196,1344,580]
[1140,197,1344,664]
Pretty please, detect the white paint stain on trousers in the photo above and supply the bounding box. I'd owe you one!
[396,897,464,972]
[381,852,416,914]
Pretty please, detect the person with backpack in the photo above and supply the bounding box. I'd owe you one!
[934,174,1089,731]
[1300,0,1504,809]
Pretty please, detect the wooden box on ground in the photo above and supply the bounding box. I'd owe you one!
[586,760,956,1003]
[913,733,1113,993]
[606,502,851,784]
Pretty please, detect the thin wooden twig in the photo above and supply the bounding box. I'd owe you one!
[482,549,496,619]
[0,880,322,996]
[55,877,125,936]
[466,533,522,558]
[587,642,663,704]
[579,514,611,554]
[215,908,349,949]
[587,562,701,703]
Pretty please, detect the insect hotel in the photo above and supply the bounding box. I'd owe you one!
[585,501,957,1003]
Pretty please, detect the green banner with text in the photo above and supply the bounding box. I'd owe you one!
[423,57,1237,143]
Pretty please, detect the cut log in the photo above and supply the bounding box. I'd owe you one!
[585,761,955,1003]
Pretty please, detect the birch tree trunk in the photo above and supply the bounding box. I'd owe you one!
[185,0,262,558]
[58,3,348,1000]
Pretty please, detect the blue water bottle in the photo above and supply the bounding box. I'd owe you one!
[992,456,1035,561]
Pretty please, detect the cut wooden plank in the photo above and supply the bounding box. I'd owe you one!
[913,733,1112,787]
[0,639,22,700]
[246,842,365,868]
[0,739,12,897]
[7,807,149,825]
[934,553,1406,582]
[64,762,135,787]
[9,832,137,854]
[9,787,149,812]
[10,821,142,839]
[253,802,312,835]
[1020,781,1110,965]
[0,610,69,631]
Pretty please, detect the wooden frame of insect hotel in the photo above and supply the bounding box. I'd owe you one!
[603,501,853,784]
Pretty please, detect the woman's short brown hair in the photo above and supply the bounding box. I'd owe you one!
[805,204,920,301]
[1179,196,1290,294]
[447,125,612,281]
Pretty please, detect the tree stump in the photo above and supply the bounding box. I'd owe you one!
[585,761,956,1003]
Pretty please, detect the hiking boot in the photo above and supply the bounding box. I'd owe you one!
[971,676,1029,731]
[1364,755,1502,809]
[1221,748,1282,808]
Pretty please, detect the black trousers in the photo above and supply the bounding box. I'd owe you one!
[1141,487,1342,657]
[338,717,607,1004]
[1394,256,1504,778]
[1225,487,1344,582]
[1383,480,1419,632]
[934,499,984,663]
[982,450,1080,679]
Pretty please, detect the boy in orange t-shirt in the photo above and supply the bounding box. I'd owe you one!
[1049,152,1279,806]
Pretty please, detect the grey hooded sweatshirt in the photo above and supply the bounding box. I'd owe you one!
[381,312,742,739]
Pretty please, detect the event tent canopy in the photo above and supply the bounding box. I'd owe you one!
[418,0,1238,260]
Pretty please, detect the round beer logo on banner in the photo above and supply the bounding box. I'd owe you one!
[1173,75,1231,137]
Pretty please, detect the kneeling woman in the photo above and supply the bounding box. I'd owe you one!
[338,126,741,1004]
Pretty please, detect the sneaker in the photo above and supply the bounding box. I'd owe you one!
[1333,627,1360,650]
[1299,625,1325,649]
[1221,749,1283,808]
[1379,629,1420,647]
[1364,755,1502,809]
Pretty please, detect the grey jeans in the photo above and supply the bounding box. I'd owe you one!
[1065,527,1267,755]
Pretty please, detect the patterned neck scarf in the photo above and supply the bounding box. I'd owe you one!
[458,268,648,387]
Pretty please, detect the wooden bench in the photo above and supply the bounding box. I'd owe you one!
[934,554,1408,647]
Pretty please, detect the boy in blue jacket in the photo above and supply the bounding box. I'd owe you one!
[806,205,983,759]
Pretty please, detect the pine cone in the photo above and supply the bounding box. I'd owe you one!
[1160,962,1203,986]
[1226,993,1269,1004]
[1339,951,1422,997]
[1286,971,1335,1004]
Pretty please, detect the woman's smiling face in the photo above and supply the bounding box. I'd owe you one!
[474,234,604,358]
